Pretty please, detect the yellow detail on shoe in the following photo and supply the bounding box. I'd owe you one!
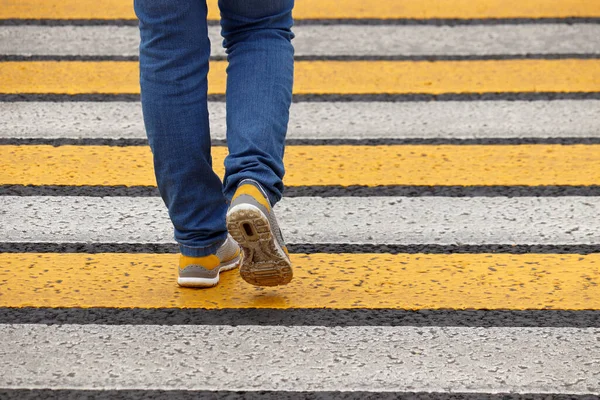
[282,246,290,257]
[232,184,271,211]
[179,254,221,271]
[221,248,241,264]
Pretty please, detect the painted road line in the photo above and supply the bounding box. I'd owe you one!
[1,325,599,393]
[2,0,599,20]
[2,196,599,245]
[3,101,600,141]
[2,60,600,95]
[2,144,600,187]
[3,25,600,57]
[1,253,600,309]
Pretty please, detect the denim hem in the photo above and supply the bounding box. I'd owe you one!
[265,189,281,207]
[179,235,227,257]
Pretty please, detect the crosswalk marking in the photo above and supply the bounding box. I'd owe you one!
[2,196,599,245]
[2,0,600,395]
[3,144,600,186]
[4,25,600,57]
[3,0,599,20]
[4,101,600,140]
[2,253,599,309]
[2,60,600,95]
[2,324,598,393]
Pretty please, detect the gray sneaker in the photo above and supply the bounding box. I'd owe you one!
[178,234,241,288]
[226,179,293,286]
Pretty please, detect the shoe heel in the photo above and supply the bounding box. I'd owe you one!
[227,207,267,244]
[226,205,293,287]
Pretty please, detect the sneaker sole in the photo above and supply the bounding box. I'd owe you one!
[226,204,293,287]
[177,255,240,288]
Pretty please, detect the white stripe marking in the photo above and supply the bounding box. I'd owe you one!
[1,196,598,245]
[2,25,600,56]
[1,324,598,392]
[2,101,600,140]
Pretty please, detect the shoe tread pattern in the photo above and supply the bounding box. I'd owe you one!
[227,206,293,287]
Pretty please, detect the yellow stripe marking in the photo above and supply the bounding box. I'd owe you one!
[2,0,598,20]
[2,144,600,187]
[2,60,599,95]
[1,253,598,310]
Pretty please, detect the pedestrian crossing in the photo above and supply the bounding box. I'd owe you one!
[2,325,598,393]
[2,252,600,309]
[1,0,600,398]
[3,25,600,59]
[3,60,600,95]
[3,144,600,186]
[3,0,599,20]
[4,196,600,245]
[4,101,600,140]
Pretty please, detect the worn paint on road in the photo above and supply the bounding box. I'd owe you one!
[2,60,600,95]
[1,324,599,392]
[2,144,600,186]
[4,25,600,58]
[1,253,599,310]
[2,196,600,245]
[3,0,599,20]
[4,101,600,140]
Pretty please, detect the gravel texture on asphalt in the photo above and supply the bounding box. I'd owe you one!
[1,308,600,327]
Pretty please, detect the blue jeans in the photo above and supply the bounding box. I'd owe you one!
[134,0,294,256]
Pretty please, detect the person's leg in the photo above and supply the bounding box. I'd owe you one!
[219,0,295,286]
[218,0,295,206]
[134,0,228,257]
